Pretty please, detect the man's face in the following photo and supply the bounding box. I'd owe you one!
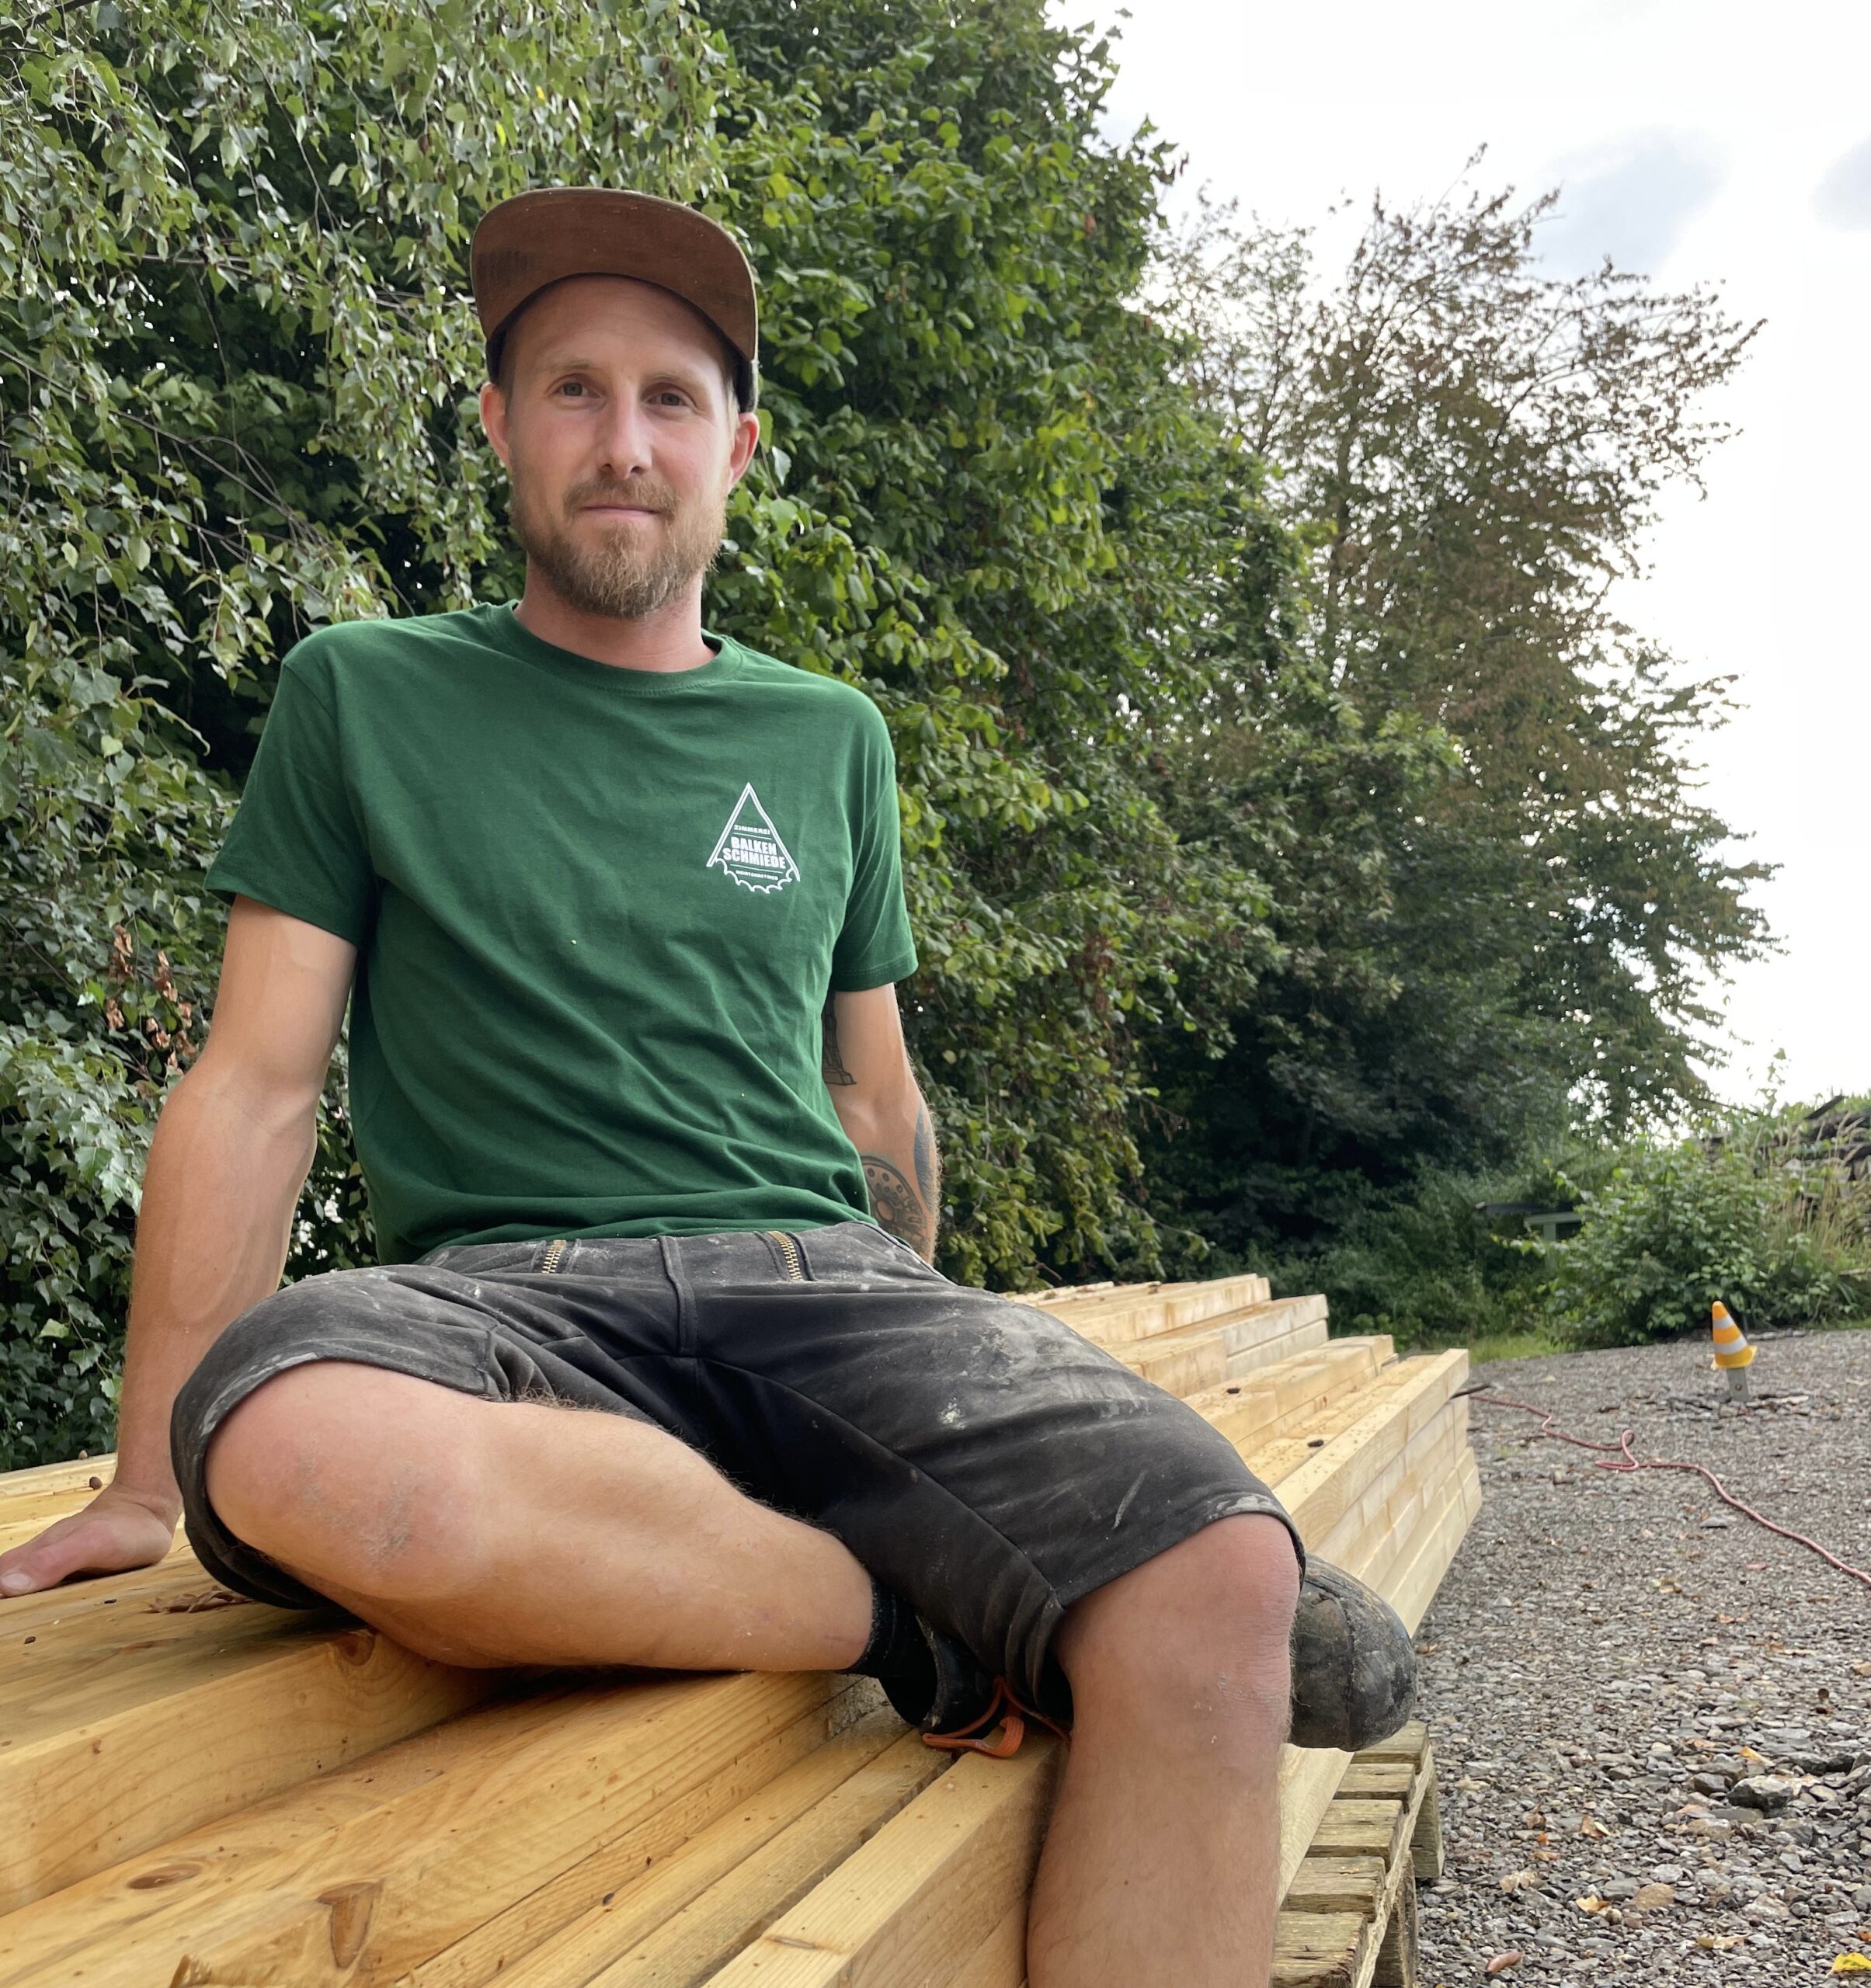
[480,275,759,621]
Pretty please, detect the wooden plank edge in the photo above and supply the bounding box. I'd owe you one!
[1275,1720,1435,1988]
[0,1672,872,1986]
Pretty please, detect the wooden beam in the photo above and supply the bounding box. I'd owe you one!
[0,1327,1478,1988]
[0,1545,216,1642]
[700,1740,1062,1988]
[0,1339,1407,1910]
[0,1618,497,1913]
[1184,1339,1395,1454]
[1121,1298,1332,1397]
[429,1712,940,1988]
[1029,1275,1271,1348]
[0,1672,870,1986]
[1269,1353,1467,1547]
[1247,1354,1440,1489]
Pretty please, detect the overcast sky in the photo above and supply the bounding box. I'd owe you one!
[1062,0,1871,1110]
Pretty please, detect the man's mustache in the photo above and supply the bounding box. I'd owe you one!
[571,481,676,515]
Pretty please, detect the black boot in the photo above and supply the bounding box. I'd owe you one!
[875,1614,996,1733]
[867,1564,1416,1759]
[1288,1559,1417,1752]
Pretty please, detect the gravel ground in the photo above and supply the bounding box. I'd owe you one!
[1413,1324,1871,1983]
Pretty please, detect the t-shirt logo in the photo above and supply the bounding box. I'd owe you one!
[707,783,800,894]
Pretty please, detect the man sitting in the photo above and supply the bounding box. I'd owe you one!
[0,189,1414,1987]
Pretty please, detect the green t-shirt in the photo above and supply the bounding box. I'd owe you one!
[204,603,918,1261]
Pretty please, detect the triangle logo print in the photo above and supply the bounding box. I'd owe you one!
[706,783,800,894]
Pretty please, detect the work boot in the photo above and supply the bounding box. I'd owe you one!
[886,1559,1415,1757]
[878,1617,1004,1740]
[1287,1558,1417,1752]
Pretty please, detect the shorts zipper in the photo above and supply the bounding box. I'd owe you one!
[538,1238,570,1274]
[763,1229,806,1281]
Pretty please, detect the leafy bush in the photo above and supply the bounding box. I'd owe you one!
[1549,1114,1871,1347]
[1,0,723,1467]
[1252,1160,1584,1351]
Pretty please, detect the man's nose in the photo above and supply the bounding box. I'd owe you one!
[591,398,655,481]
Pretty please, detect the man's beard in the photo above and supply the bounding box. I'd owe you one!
[506,468,728,621]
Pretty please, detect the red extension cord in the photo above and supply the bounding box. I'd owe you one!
[1455,1387,1871,1595]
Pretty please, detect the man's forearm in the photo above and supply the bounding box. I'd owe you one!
[843,1090,941,1260]
[109,1059,320,1520]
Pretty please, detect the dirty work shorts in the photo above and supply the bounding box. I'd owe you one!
[170,1220,1304,1719]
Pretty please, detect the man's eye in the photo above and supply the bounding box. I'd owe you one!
[556,381,589,398]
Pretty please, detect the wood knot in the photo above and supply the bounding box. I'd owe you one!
[129,1860,204,1890]
[317,1880,381,1967]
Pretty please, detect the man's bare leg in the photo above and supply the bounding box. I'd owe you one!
[1024,1514,1302,1988]
[202,1360,873,1670]
[209,1364,1302,1983]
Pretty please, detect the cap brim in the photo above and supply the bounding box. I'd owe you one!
[471,187,757,408]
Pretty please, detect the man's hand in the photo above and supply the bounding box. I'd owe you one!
[0,1482,180,1597]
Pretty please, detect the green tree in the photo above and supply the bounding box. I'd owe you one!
[1145,171,1772,1270]
[696,0,1294,1284]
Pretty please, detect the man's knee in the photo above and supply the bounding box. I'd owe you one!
[202,1360,487,1601]
[1057,1514,1302,1744]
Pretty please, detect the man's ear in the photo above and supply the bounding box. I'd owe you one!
[725,408,761,490]
[480,380,511,471]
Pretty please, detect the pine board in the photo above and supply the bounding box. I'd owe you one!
[1028,1275,1274,1348]
[0,1673,870,1986]
[1121,1297,1332,1395]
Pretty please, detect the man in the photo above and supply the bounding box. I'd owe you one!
[0,189,1414,1985]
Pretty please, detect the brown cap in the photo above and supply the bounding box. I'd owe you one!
[470,186,759,410]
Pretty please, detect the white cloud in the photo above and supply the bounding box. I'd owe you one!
[1814,132,1871,228]
[1534,131,1725,276]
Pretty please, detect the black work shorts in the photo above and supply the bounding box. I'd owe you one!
[170,1220,1304,1718]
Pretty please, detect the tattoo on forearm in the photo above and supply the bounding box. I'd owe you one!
[863,1153,936,1260]
[911,1098,937,1210]
[821,995,855,1086]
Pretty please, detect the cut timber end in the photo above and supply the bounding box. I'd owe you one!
[1274,1720,1438,1988]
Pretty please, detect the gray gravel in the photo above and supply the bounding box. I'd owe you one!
[1413,1325,1871,1982]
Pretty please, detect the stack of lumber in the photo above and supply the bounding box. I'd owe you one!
[1277,1719,1441,1988]
[0,1274,1477,1986]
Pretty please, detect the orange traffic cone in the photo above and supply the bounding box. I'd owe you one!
[1711,1302,1754,1402]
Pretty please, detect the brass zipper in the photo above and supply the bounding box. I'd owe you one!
[538,1238,570,1274]
[763,1230,805,1281]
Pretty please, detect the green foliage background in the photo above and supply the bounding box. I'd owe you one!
[1549,1103,1871,1347]
[1,0,1780,1467]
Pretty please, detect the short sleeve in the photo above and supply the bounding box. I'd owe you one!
[204,659,376,946]
[830,704,918,992]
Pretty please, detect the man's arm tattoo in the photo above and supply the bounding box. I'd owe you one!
[911,1097,937,1209]
[862,1098,940,1260]
[821,994,855,1086]
[862,1153,936,1259]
